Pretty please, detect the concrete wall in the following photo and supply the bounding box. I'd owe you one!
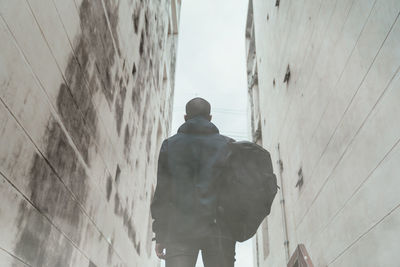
[247,0,400,266]
[0,0,180,266]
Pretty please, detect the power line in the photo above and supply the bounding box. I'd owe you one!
[174,106,247,115]
[221,131,248,135]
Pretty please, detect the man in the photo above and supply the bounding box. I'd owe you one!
[151,98,236,267]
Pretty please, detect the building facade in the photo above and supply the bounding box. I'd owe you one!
[0,0,180,266]
[246,0,400,266]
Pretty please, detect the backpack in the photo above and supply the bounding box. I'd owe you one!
[217,141,278,242]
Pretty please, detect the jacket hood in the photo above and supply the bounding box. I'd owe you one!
[177,116,219,135]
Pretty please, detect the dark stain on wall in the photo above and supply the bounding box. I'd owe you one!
[14,120,89,266]
[145,122,153,162]
[13,0,128,265]
[132,3,141,34]
[132,63,137,77]
[15,202,51,267]
[115,85,127,135]
[56,84,92,165]
[14,206,80,267]
[13,0,174,265]
[283,64,291,84]
[106,175,113,201]
[124,124,134,160]
[114,193,121,215]
[115,164,121,184]
[131,12,156,109]
[76,0,121,106]
[114,193,140,254]
[140,91,152,139]
[33,121,89,223]
[139,30,145,56]
[144,10,150,36]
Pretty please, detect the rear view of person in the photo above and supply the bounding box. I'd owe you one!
[151,97,236,267]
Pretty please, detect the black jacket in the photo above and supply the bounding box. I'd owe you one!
[150,116,234,243]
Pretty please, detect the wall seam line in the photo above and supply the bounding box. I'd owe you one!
[328,202,400,265]
[0,170,92,265]
[0,14,130,264]
[0,246,31,267]
[296,8,399,230]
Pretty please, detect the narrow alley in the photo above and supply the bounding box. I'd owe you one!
[0,0,399,267]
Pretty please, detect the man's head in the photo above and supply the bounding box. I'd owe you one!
[184,97,212,121]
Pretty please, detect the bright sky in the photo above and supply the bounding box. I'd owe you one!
[170,0,249,141]
[164,0,253,266]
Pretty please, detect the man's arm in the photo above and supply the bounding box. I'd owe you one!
[150,140,171,247]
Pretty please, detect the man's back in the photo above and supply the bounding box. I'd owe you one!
[151,116,233,243]
[151,97,236,267]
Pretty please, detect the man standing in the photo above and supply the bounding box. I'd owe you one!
[151,98,236,267]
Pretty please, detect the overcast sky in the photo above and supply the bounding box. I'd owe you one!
[170,0,249,141]
[165,0,253,266]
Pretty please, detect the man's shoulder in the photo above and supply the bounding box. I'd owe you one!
[164,132,234,145]
[218,134,235,143]
[164,132,182,143]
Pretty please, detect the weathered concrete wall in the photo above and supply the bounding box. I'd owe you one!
[247,0,400,266]
[0,0,180,266]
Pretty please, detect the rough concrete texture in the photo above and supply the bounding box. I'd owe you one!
[247,0,400,266]
[0,0,180,266]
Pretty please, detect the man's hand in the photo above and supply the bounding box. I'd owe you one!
[155,243,166,260]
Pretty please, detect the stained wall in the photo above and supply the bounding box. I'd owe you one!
[0,0,180,266]
[247,0,400,266]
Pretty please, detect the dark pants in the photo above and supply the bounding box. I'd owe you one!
[165,236,236,267]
